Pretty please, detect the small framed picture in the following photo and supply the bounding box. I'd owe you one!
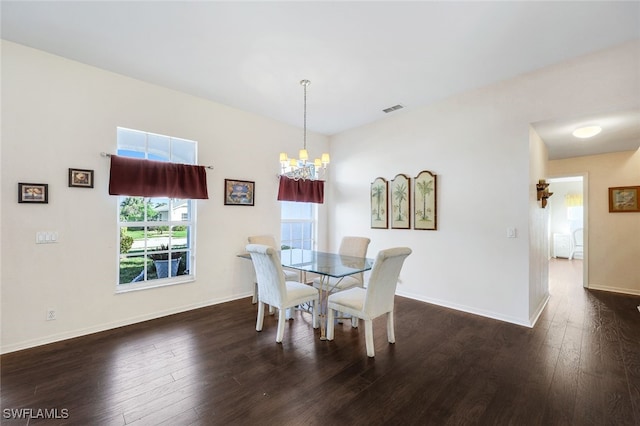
[609,186,640,212]
[69,168,94,188]
[224,179,255,206]
[18,183,49,204]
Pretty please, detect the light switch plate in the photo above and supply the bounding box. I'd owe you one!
[36,231,59,244]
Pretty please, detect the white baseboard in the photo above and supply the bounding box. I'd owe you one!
[1,293,252,355]
[395,289,532,328]
[588,284,640,296]
[529,293,550,327]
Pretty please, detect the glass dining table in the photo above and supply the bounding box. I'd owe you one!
[240,248,375,340]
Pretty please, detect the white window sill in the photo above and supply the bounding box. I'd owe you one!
[115,275,195,294]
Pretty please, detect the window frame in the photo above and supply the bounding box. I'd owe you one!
[280,201,317,250]
[115,127,197,292]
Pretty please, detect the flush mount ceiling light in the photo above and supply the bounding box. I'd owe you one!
[572,125,602,139]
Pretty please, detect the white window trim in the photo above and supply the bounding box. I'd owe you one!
[115,210,197,293]
[115,127,198,292]
[281,202,318,250]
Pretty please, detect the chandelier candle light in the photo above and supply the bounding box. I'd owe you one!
[279,80,330,180]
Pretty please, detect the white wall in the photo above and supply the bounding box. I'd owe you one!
[549,150,640,295]
[0,41,329,353]
[327,41,640,326]
[329,86,533,326]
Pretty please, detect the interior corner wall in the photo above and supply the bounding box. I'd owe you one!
[326,41,639,326]
[0,41,329,353]
[548,150,640,295]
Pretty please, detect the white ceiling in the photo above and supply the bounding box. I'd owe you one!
[2,1,639,159]
[532,109,640,160]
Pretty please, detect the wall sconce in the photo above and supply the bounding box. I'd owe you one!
[536,179,553,208]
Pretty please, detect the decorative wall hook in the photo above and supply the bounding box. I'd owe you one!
[536,179,553,208]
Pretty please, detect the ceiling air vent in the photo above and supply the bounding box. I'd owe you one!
[383,104,404,113]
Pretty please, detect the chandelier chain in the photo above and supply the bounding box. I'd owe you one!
[302,79,308,150]
[278,79,328,181]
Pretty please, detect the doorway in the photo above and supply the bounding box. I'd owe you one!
[547,175,588,289]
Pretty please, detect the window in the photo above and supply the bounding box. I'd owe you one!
[568,206,583,221]
[117,127,197,289]
[281,201,316,250]
[565,193,583,230]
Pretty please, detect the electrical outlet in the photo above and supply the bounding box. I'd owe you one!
[47,308,56,321]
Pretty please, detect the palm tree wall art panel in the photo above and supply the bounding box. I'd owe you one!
[413,170,437,230]
[370,177,388,229]
[390,174,411,229]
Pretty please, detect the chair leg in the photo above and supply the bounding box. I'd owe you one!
[276,308,287,343]
[364,319,375,357]
[254,283,273,313]
[312,299,319,329]
[387,311,395,344]
[351,316,358,328]
[326,308,335,340]
[256,301,265,331]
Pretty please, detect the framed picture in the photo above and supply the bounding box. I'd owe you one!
[390,174,410,229]
[18,183,49,204]
[69,168,94,188]
[370,177,388,229]
[414,170,437,230]
[609,186,640,212]
[224,179,255,206]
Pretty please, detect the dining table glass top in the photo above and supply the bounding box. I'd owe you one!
[278,249,374,278]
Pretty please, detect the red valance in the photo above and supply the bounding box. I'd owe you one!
[277,177,324,204]
[108,155,209,199]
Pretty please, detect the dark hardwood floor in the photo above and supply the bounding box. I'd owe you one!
[2,259,639,425]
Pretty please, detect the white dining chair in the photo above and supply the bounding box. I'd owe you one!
[312,236,371,292]
[326,247,412,357]
[248,235,299,304]
[246,244,319,343]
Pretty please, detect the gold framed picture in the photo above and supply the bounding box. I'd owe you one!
[609,186,640,212]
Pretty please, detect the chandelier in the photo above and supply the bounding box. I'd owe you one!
[279,80,330,180]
